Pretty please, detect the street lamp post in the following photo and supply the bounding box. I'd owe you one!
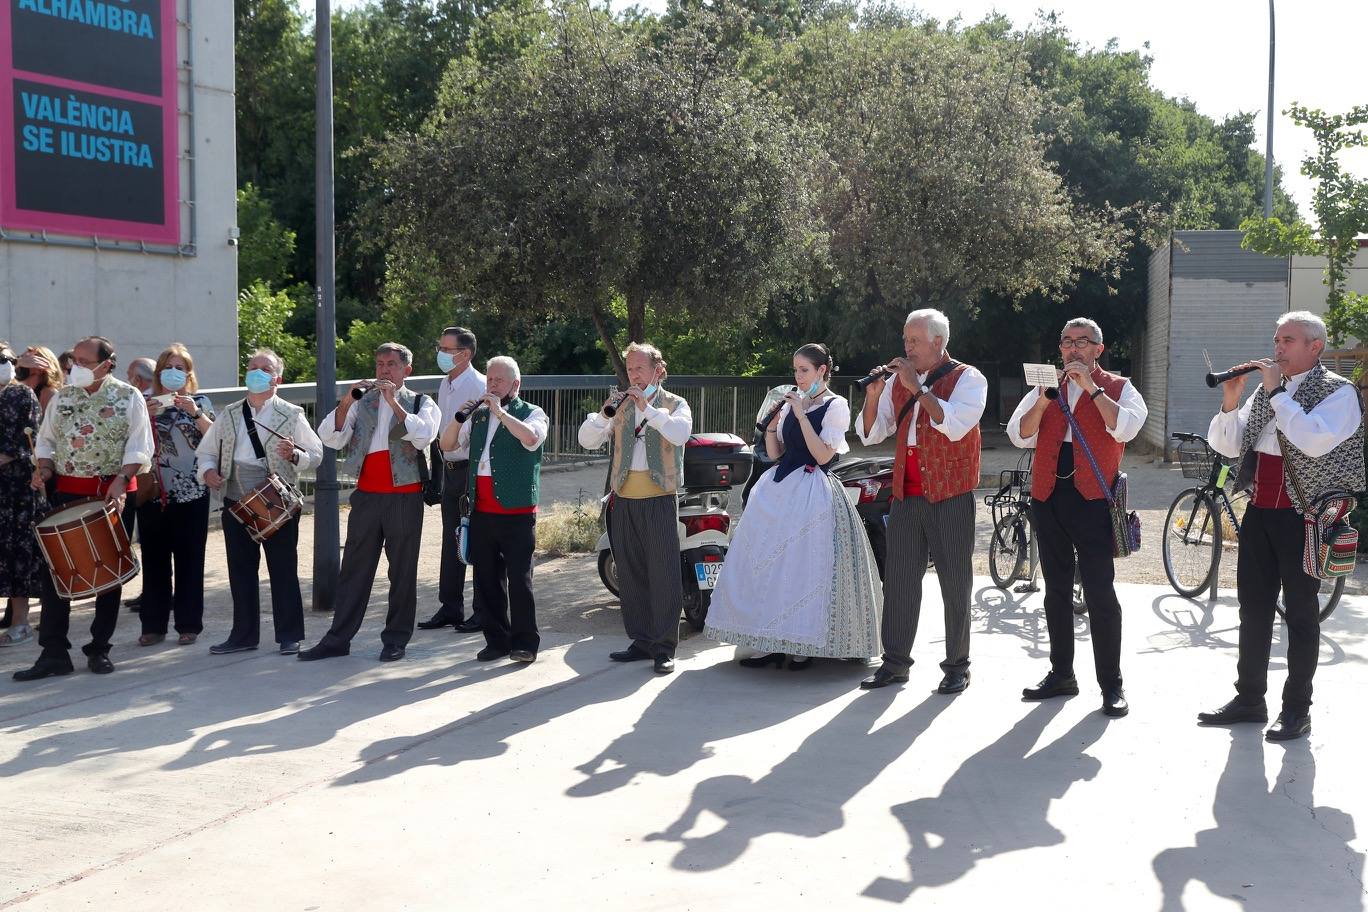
[312,0,340,612]
[1264,0,1275,218]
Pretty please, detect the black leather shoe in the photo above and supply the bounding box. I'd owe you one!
[209,641,258,655]
[739,652,786,669]
[1102,686,1129,717]
[13,655,74,681]
[477,646,510,661]
[279,641,300,655]
[1197,698,1268,726]
[937,670,971,695]
[87,653,115,675]
[1022,671,1079,700]
[455,617,483,633]
[298,642,350,662]
[379,644,406,662]
[417,612,460,630]
[654,655,675,674]
[1265,712,1311,742]
[860,666,910,690]
[510,649,537,663]
[610,645,651,662]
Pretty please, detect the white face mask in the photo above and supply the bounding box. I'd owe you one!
[0,362,13,385]
[68,365,96,388]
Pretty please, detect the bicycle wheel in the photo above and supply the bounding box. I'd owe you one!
[1163,488,1220,598]
[989,513,1028,589]
[1276,576,1346,623]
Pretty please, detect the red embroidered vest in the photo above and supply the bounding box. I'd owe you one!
[1030,367,1128,502]
[890,359,981,504]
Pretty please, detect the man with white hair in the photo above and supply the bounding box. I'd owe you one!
[856,308,987,693]
[446,355,549,664]
[1008,317,1148,718]
[1197,311,1364,741]
[300,342,441,662]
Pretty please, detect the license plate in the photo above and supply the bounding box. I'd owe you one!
[694,561,722,590]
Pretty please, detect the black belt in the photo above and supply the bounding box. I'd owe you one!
[444,458,469,469]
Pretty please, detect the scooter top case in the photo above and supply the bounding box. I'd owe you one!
[683,433,754,491]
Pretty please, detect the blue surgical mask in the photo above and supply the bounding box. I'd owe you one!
[805,379,823,398]
[642,383,658,399]
[245,369,274,394]
[160,367,187,391]
[436,350,457,373]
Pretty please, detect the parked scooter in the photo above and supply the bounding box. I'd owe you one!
[830,455,895,580]
[596,433,754,630]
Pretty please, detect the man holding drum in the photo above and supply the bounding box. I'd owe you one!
[300,343,441,662]
[15,336,154,681]
[197,349,323,655]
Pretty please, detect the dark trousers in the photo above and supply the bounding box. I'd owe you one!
[37,490,127,660]
[438,460,480,622]
[222,504,305,646]
[471,510,538,653]
[608,493,681,658]
[137,495,210,636]
[322,489,425,649]
[1031,459,1124,689]
[1235,506,1322,715]
[880,491,976,673]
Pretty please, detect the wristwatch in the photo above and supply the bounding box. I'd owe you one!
[1270,383,1288,399]
[1090,387,1105,400]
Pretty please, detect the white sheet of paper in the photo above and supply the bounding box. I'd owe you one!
[1022,363,1059,389]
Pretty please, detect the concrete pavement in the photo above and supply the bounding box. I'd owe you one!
[3,547,1366,910]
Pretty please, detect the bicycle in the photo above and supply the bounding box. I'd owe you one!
[1162,432,1346,621]
[985,450,1086,614]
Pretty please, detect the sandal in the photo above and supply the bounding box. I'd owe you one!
[0,624,33,647]
[138,633,166,647]
[177,633,198,646]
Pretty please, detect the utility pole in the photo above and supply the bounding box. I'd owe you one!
[312,0,339,612]
[1264,0,1276,218]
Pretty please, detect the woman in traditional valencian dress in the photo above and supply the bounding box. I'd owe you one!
[705,344,881,668]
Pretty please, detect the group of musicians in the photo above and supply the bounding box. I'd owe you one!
[4,312,1363,743]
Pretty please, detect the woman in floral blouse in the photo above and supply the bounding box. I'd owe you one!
[0,341,47,648]
[137,343,215,646]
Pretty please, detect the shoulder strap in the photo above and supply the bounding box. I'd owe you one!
[1057,391,1116,506]
[411,393,431,484]
[241,404,268,460]
[895,359,961,430]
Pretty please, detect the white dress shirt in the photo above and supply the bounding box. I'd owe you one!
[195,396,325,482]
[776,395,853,455]
[318,388,441,453]
[457,403,550,476]
[436,365,487,461]
[1008,379,1148,448]
[856,366,987,447]
[1208,368,1363,459]
[35,377,155,470]
[577,394,694,469]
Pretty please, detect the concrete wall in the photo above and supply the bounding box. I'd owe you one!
[1138,241,1172,452]
[1289,247,1368,347]
[0,0,238,386]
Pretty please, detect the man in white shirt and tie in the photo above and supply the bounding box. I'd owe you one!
[300,343,441,662]
[418,326,487,633]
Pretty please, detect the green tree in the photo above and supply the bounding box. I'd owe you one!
[236,183,296,290]
[1241,104,1368,345]
[237,283,317,381]
[372,1,818,379]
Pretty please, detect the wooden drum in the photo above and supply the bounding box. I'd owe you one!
[34,498,140,601]
[227,475,304,543]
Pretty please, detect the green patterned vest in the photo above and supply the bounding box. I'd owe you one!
[609,388,686,494]
[340,387,427,486]
[466,398,543,509]
[51,376,140,477]
[215,398,304,487]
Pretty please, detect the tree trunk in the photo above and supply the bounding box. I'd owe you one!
[590,300,628,384]
[626,288,646,345]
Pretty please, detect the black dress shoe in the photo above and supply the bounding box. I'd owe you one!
[937,670,971,694]
[654,655,675,674]
[739,652,786,669]
[209,641,258,655]
[1266,712,1311,742]
[278,641,300,656]
[454,617,483,633]
[417,612,460,630]
[477,646,510,661]
[1197,698,1268,726]
[379,644,406,662]
[859,666,910,690]
[610,645,651,662]
[13,655,74,681]
[1022,671,1079,700]
[1102,686,1129,717]
[87,653,115,675]
[297,642,350,662]
[510,649,537,663]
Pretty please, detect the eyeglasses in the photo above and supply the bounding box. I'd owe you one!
[1059,338,1099,349]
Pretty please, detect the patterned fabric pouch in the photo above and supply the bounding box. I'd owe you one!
[1279,431,1359,579]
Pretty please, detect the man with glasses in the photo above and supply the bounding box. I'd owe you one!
[418,327,488,633]
[1007,318,1147,717]
[16,336,154,681]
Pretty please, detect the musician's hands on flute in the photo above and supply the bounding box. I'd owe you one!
[1217,358,1276,410]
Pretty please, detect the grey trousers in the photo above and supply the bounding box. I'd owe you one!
[608,493,681,658]
[880,491,976,673]
[322,489,425,649]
